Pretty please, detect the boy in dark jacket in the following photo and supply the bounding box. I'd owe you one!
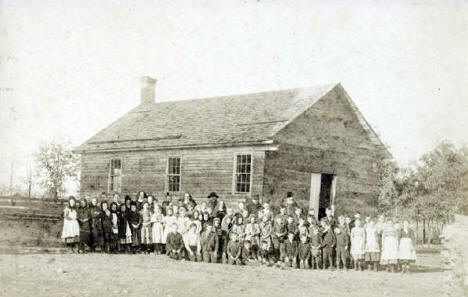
[167,223,185,260]
[271,216,287,263]
[309,226,323,269]
[298,234,310,269]
[335,226,349,270]
[213,217,227,263]
[283,232,298,268]
[227,233,242,265]
[201,222,219,263]
[321,220,336,270]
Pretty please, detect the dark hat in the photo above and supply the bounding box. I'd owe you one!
[287,192,293,197]
[208,192,219,199]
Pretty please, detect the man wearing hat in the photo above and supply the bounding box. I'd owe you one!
[284,192,298,217]
[247,194,262,215]
[207,192,219,211]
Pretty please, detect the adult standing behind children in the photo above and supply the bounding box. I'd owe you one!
[284,192,298,216]
[207,192,219,212]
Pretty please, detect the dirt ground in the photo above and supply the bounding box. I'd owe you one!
[0,250,444,297]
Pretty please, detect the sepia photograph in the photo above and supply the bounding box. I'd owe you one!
[0,1,467,296]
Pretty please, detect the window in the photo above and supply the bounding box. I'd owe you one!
[234,154,252,193]
[109,159,122,193]
[167,157,181,192]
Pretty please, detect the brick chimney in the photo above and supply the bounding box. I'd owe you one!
[140,76,157,105]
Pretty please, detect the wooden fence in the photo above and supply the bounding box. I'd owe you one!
[0,196,64,222]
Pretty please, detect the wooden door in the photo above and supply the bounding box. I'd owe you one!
[309,173,322,219]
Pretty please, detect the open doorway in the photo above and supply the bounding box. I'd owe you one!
[309,173,336,220]
[318,174,334,220]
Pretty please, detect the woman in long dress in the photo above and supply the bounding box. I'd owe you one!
[118,204,132,252]
[77,199,91,253]
[89,198,104,251]
[350,218,366,271]
[364,219,381,271]
[128,202,141,253]
[61,196,80,252]
[100,201,114,253]
[151,204,164,254]
[140,202,152,253]
[380,220,399,272]
[398,220,417,273]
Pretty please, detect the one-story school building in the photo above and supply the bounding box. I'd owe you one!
[75,76,391,218]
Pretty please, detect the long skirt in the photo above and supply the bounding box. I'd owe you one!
[131,228,141,247]
[120,223,132,244]
[365,252,380,262]
[80,230,91,246]
[152,222,164,244]
[380,236,399,265]
[398,238,417,262]
[141,226,151,244]
[351,239,365,260]
[62,219,80,243]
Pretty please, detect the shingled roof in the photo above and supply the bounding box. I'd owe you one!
[75,83,386,153]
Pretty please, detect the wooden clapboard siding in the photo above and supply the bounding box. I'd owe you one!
[80,146,266,202]
[263,87,387,214]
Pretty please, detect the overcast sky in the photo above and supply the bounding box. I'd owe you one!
[1,0,467,194]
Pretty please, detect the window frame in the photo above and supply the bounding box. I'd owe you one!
[108,158,122,194]
[232,153,253,194]
[166,156,181,193]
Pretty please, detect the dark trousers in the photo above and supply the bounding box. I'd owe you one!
[322,247,334,268]
[336,245,348,268]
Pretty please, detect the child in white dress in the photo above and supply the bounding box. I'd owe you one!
[380,220,399,272]
[398,220,417,273]
[151,204,164,254]
[364,219,381,271]
[350,219,366,271]
[61,197,80,252]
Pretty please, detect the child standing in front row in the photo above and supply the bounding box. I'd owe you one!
[140,202,152,253]
[309,226,322,269]
[298,234,310,269]
[398,220,417,273]
[350,219,366,271]
[364,218,380,271]
[380,220,399,273]
[128,203,141,253]
[283,232,298,268]
[227,233,242,265]
[335,226,349,270]
[166,223,185,260]
[321,221,335,270]
[151,204,164,254]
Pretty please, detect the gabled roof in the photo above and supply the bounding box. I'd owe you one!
[75,83,388,154]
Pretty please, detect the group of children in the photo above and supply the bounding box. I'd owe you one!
[61,191,417,273]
